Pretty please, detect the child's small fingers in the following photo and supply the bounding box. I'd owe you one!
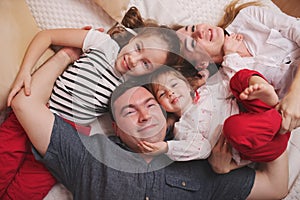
[140,141,153,151]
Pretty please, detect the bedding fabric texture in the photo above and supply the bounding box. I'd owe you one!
[93,0,130,22]
[3,0,300,199]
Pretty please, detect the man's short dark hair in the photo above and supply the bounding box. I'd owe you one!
[109,75,151,121]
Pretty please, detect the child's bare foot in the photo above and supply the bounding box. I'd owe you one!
[239,83,279,106]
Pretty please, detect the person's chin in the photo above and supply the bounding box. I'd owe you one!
[146,132,165,143]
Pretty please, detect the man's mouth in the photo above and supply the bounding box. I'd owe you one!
[138,123,157,133]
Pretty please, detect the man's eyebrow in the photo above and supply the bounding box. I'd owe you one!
[119,97,157,114]
[120,104,135,114]
[185,26,188,31]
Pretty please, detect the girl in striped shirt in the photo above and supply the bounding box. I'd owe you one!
[1,7,181,199]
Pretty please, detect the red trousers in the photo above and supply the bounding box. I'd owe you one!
[223,69,290,162]
[0,111,56,199]
[0,111,91,199]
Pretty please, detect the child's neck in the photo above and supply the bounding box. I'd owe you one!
[175,98,193,117]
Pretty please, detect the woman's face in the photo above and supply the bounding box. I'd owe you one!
[115,35,169,76]
[176,24,225,67]
[153,73,193,116]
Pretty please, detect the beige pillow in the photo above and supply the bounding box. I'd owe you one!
[93,0,130,22]
[0,0,53,112]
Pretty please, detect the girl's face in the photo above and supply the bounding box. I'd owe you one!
[153,73,193,116]
[176,24,225,67]
[115,35,169,76]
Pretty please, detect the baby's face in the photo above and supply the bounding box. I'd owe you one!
[154,73,193,116]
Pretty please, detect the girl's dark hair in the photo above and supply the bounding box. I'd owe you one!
[107,6,160,49]
[107,6,182,67]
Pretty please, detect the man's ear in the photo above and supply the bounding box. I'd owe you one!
[112,122,119,136]
[160,105,167,119]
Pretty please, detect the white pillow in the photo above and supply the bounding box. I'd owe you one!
[25,0,116,31]
[128,0,281,26]
[93,0,130,22]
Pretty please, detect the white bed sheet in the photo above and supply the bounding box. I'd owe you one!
[23,0,300,199]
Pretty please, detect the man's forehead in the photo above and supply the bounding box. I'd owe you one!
[115,87,153,107]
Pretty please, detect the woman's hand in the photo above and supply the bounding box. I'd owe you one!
[223,33,243,55]
[208,133,237,174]
[276,89,300,133]
[276,62,300,133]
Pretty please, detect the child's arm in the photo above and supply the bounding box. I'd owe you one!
[7,47,81,106]
[139,133,212,161]
[8,29,89,100]
[138,141,168,156]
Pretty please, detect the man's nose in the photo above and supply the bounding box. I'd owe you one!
[138,108,151,122]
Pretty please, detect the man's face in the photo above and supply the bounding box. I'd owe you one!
[112,87,167,152]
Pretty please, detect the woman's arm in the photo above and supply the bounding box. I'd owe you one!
[247,150,288,199]
[209,134,288,199]
[11,49,72,155]
[277,64,300,133]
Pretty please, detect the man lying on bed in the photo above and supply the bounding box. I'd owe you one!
[10,52,289,199]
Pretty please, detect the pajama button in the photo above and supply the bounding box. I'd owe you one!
[181,181,186,187]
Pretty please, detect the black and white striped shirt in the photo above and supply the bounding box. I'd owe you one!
[49,30,124,125]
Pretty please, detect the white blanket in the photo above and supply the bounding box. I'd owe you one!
[24,0,300,199]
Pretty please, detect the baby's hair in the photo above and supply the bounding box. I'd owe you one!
[149,66,194,100]
[172,60,209,91]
